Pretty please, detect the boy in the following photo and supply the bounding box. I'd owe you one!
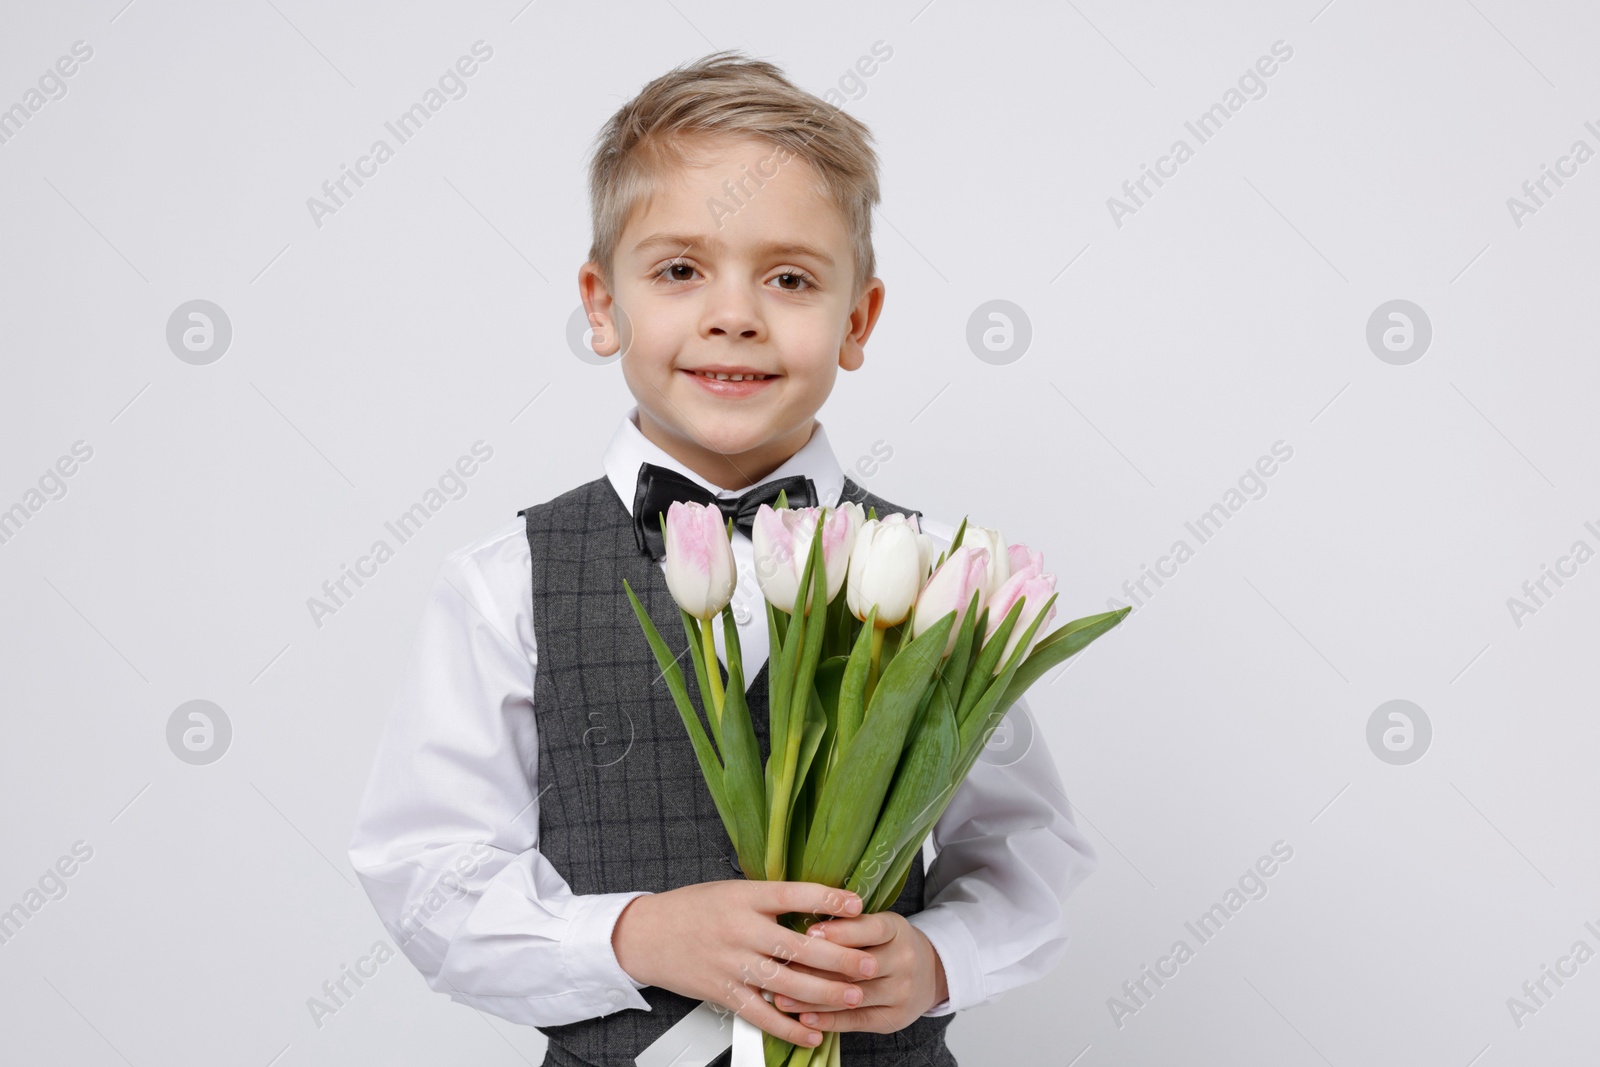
[347,50,1096,1067]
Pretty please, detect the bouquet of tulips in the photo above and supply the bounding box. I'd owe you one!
[622,495,1127,1067]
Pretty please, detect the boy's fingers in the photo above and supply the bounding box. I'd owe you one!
[797,1005,889,1034]
[727,985,825,1050]
[778,926,879,979]
[762,956,866,1011]
[773,983,876,1014]
[780,956,879,985]
[756,881,862,918]
[804,913,892,948]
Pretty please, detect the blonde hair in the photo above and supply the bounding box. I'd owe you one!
[586,49,881,301]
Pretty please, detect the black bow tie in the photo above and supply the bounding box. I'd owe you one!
[632,461,818,560]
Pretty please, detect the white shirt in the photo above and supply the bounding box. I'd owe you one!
[347,405,1098,1027]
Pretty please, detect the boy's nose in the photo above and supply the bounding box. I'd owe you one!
[700,281,763,340]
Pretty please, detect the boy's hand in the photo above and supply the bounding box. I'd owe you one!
[612,880,881,1051]
[766,911,949,1034]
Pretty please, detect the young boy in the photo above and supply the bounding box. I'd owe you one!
[347,50,1096,1067]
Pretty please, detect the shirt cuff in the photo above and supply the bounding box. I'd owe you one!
[562,890,655,1014]
[905,904,983,1016]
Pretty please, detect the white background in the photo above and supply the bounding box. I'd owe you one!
[1,1,1596,1064]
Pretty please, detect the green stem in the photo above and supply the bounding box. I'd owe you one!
[700,616,724,735]
[766,607,812,880]
[766,723,801,879]
[864,624,885,710]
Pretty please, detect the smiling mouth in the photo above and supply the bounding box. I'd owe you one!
[684,369,778,381]
[681,368,780,396]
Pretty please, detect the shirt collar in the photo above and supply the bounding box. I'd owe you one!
[603,404,847,518]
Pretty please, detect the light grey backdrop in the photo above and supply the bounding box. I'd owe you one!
[2,0,1595,1064]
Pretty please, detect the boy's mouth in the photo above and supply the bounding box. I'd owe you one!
[681,366,780,397]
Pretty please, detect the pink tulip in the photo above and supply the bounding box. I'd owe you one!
[960,525,1011,599]
[1008,544,1043,581]
[751,503,853,614]
[910,545,991,657]
[660,500,737,620]
[983,548,1058,671]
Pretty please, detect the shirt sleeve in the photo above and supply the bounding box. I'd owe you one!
[346,522,656,1026]
[901,517,1100,1016]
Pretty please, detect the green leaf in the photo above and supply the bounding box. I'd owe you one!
[955,592,1060,769]
[845,667,958,904]
[997,606,1130,708]
[955,598,1025,728]
[621,579,737,848]
[826,573,853,660]
[833,606,876,766]
[814,655,846,725]
[765,598,788,819]
[941,588,983,707]
[787,766,811,885]
[764,1028,797,1067]
[800,609,955,887]
[781,686,828,877]
[873,850,916,914]
[767,515,829,878]
[869,599,1118,906]
[679,610,719,755]
[787,515,831,735]
[719,605,768,876]
[934,515,970,571]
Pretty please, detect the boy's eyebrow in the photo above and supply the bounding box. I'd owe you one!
[632,232,835,267]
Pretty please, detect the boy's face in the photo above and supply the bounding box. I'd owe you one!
[579,133,885,491]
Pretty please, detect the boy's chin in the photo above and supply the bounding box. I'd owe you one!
[659,408,792,457]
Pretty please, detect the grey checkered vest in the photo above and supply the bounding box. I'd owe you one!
[520,474,958,1067]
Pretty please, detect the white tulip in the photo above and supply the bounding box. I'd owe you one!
[845,516,924,627]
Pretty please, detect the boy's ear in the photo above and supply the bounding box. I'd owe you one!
[578,260,626,358]
[840,276,886,372]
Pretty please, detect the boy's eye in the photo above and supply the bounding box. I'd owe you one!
[654,260,698,283]
[771,270,815,291]
[650,260,817,291]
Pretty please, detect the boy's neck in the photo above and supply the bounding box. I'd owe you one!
[634,409,816,491]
